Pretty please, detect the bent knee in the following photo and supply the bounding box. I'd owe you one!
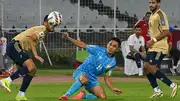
[144,62,149,68]
[98,94,107,99]
[28,68,37,77]
[79,74,88,84]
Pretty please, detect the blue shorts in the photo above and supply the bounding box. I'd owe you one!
[6,40,29,66]
[73,70,100,92]
[144,52,166,65]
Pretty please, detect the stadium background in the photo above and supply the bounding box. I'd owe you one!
[0,0,180,69]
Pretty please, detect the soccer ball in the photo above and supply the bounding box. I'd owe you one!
[47,11,63,26]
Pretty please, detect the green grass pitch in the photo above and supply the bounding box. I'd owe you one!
[0,69,180,101]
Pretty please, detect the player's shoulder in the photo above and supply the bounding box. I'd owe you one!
[88,45,102,50]
[129,34,136,38]
[112,56,116,64]
[139,35,144,40]
[156,9,167,18]
[135,20,144,25]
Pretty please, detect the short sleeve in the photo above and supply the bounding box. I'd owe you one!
[105,65,116,76]
[127,35,134,46]
[157,11,169,30]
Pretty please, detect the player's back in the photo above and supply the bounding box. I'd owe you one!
[76,45,116,80]
[149,9,169,54]
[13,25,46,51]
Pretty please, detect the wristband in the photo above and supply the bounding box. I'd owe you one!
[153,38,157,42]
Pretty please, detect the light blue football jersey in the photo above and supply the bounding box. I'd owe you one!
[76,45,116,81]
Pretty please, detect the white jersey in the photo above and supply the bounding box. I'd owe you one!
[127,34,145,52]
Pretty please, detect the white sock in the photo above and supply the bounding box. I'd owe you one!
[138,68,143,75]
[18,91,25,97]
[5,77,12,83]
[173,66,177,69]
[170,83,176,88]
[153,87,161,93]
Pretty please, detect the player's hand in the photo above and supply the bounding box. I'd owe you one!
[111,88,123,95]
[35,55,44,64]
[139,52,146,58]
[146,40,155,48]
[62,32,69,39]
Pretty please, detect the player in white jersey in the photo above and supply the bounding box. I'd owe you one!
[126,25,146,76]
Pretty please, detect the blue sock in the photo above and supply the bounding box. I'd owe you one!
[20,74,33,92]
[82,93,97,99]
[10,66,29,81]
[147,73,158,88]
[65,80,82,97]
[154,70,172,86]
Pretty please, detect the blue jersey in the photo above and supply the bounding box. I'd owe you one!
[76,45,116,81]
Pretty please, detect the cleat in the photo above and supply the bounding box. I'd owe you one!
[171,84,179,98]
[150,91,163,98]
[0,79,11,92]
[15,95,28,101]
[72,91,85,100]
[58,95,68,100]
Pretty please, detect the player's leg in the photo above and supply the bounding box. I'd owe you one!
[73,80,106,100]
[147,52,179,98]
[144,52,161,98]
[15,59,36,101]
[72,90,97,100]
[0,40,24,92]
[169,48,180,75]
[88,85,106,99]
[134,53,143,76]
[0,40,36,100]
[59,70,88,100]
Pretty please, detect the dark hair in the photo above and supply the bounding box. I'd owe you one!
[134,25,141,29]
[156,0,161,3]
[110,37,121,47]
[44,15,48,22]
[145,12,151,16]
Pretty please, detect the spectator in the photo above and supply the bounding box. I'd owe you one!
[134,12,151,46]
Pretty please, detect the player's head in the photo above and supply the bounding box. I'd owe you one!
[149,0,160,12]
[43,11,63,32]
[43,15,54,32]
[144,12,151,22]
[106,37,121,55]
[134,25,142,36]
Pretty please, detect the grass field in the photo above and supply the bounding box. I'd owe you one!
[0,69,180,101]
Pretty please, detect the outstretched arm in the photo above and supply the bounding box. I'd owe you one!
[104,75,123,95]
[62,32,87,49]
[29,33,44,63]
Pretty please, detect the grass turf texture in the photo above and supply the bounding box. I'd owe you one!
[36,69,180,80]
[0,81,180,101]
[0,69,180,101]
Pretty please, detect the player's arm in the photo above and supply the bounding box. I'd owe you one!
[139,37,146,57]
[128,35,137,53]
[62,32,86,49]
[168,35,172,53]
[152,12,170,42]
[168,42,172,52]
[104,67,123,95]
[129,45,137,53]
[29,34,44,63]
[62,32,99,55]
[104,75,113,90]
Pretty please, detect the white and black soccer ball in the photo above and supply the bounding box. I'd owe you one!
[47,11,63,26]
